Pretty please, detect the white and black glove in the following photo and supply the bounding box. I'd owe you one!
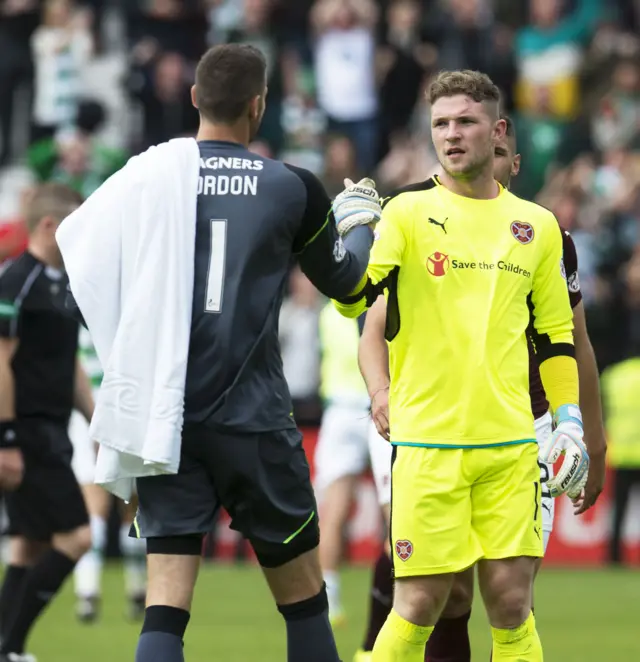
[332,178,381,236]
[539,405,590,499]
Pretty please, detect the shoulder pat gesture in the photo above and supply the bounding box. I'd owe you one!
[332,178,381,236]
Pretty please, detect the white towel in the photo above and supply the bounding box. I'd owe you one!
[56,137,200,501]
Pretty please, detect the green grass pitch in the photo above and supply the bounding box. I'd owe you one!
[27,563,639,661]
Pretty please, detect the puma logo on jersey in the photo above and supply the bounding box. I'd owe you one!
[428,217,448,234]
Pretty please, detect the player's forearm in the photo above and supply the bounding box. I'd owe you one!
[0,362,16,421]
[74,359,95,423]
[299,225,373,300]
[539,354,579,413]
[358,328,390,396]
[575,332,606,454]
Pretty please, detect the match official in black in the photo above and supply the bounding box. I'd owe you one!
[0,183,93,661]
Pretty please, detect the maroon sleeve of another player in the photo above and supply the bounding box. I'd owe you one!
[562,230,582,308]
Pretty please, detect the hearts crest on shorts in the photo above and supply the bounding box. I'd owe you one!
[395,539,413,561]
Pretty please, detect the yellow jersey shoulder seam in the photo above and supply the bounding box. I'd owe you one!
[380,178,437,211]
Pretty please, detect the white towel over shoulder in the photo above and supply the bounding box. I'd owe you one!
[56,137,200,501]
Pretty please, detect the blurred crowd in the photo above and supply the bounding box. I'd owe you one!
[0,0,639,423]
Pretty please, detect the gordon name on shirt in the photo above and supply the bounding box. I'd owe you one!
[198,156,263,197]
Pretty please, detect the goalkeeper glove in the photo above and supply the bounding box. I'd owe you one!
[539,404,589,499]
[332,178,381,236]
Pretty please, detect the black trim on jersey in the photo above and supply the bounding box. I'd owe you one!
[389,445,398,578]
[384,267,401,342]
[381,178,437,210]
[561,229,583,309]
[334,276,383,306]
[537,342,576,362]
[528,293,576,362]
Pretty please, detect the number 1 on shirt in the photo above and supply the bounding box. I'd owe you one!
[205,219,227,313]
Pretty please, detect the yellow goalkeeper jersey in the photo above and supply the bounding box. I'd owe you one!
[335,176,575,448]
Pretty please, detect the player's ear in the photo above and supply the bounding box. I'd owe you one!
[191,85,198,110]
[40,215,60,234]
[248,94,262,121]
[494,117,507,142]
[512,153,521,177]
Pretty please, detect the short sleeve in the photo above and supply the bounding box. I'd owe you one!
[366,196,407,286]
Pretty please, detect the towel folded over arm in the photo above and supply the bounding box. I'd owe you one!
[56,138,201,501]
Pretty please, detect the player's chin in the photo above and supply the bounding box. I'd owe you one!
[442,157,474,177]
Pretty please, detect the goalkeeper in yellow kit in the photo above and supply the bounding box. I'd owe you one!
[333,70,589,662]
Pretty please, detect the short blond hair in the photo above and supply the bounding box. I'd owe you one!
[25,182,83,233]
[429,70,500,117]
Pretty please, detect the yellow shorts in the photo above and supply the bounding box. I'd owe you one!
[390,443,543,577]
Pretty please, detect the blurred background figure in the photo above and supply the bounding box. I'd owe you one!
[311,0,379,171]
[602,251,640,565]
[31,0,93,143]
[0,0,41,167]
[279,265,322,426]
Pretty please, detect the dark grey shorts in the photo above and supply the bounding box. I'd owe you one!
[132,424,319,564]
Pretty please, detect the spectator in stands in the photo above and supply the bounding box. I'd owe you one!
[0,0,41,167]
[26,99,127,198]
[321,134,361,199]
[31,0,93,142]
[127,47,199,151]
[376,0,434,161]
[311,0,379,171]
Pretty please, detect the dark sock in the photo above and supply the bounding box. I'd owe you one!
[277,585,341,662]
[362,551,393,651]
[425,611,471,662]
[1,550,75,654]
[136,606,190,662]
[0,565,29,640]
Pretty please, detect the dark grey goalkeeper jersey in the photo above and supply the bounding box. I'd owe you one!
[185,140,371,430]
[65,140,371,430]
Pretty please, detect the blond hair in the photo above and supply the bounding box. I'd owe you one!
[25,182,83,233]
[429,70,501,117]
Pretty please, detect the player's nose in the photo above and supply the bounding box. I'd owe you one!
[444,122,461,141]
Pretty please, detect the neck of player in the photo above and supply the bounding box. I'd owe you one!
[197,119,250,147]
[28,239,63,269]
[439,168,500,200]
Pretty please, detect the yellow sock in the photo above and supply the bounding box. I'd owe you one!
[491,612,543,661]
[371,609,433,661]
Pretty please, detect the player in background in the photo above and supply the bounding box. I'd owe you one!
[64,44,381,662]
[334,70,590,662]
[69,327,147,623]
[0,183,92,662]
[353,115,607,661]
[314,303,392,627]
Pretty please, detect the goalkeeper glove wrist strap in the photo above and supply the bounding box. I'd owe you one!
[553,404,583,427]
[0,420,18,449]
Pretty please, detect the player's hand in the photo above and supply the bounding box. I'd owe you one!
[371,385,390,441]
[573,443,606,515]
[0,447,24,491]
[332,178,381,237]
[539,405,589,499]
